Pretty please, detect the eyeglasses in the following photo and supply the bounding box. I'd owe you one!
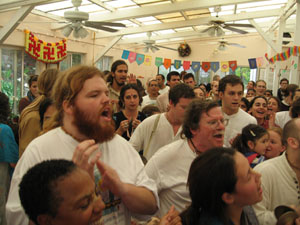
[207,118,229,128]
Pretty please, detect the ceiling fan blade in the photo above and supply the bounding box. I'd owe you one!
[224,23,254,28]
[143,46,149,53]
[223,25,248,34]
[155,45,177,51]
[84,22,118,32]
[227,42,246,48]
[200,27,213,33]
[87,21,126,27]
[52,23,71,31]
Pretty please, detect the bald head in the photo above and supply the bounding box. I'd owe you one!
[283,118,300,145]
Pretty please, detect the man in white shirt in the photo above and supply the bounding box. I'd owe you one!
[156,71,181,112]
[156,74,169,95]
[275,97,300,128]
[218,75,257,147]
[130,83,195,160]
[253,118,300,225]
[145,99,225,216]
[6,66,158,225]
[142,79,159,108]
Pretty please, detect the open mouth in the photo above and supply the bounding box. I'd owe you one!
[100,108,112,121]
[213,133,224,139]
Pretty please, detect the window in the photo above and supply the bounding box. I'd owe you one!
[1,48,23,114]
[60,53,83,71]
[95,56,113,72]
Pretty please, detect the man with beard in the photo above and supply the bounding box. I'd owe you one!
[6,66,158,225]
[145,99,226,217]
[108,60,128,112]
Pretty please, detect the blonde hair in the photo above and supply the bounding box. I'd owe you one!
[47,65,103,131]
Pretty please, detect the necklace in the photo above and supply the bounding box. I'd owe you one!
[189,138,201,155]
[286,153,300,171]
[61,126,82,142]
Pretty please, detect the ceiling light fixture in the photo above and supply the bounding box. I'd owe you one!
[62,26,73,37]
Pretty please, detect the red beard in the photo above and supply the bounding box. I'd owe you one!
[73,104,115,143]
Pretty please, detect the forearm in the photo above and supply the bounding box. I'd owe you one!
[120,183,157,215]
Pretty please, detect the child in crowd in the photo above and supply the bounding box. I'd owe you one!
[232,124,269,168]
[265,127,285,160]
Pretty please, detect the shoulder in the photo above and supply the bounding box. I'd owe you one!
[254,155,283,174]
[0,123,12,132]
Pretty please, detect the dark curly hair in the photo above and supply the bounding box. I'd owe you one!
[118,84,143,108]
[0,92,11,124]
[19,159,77,225]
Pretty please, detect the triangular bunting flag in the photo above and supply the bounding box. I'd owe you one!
[164,58,171,69]
[202,62,210,72]
[174,60,181,69]
[191,61,200,72]
[136,53,145,65]
[221,61,229,72]
[128,52,137,63]
[183,61,191,70]
[229,61,237,71]
[210,62,220,72]
[144,55,152,66]
[121,50,130,59]
[155,57,163,67]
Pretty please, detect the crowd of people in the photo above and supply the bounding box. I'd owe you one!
[1,59,300,225]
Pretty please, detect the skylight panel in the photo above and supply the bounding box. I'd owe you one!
[79,4,105,12]
[143,21,162,25]
[175,27,194,32]
[254,17,276,23]
[211,11,234,17]
[35,1,73,12]
[237,0,287,9]
[156,29,175,35]
[136,16,157,22]
[49,9,70,17]
[237,5,283,13]
[106,0,136,8]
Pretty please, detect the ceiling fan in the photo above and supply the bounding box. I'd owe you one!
[54,0,126,38]
[216,39,246,51]
[201,20,255,37]
[142,32,177,53]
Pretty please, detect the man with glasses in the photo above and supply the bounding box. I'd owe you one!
[219,75,257,147]
[277,78,289,101]
[144,99,225,217]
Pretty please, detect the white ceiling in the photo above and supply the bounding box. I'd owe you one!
[0,0,297,47]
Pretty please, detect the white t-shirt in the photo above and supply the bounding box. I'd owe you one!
[142,95,157,109]
[145,139,196,217]
[158,86,169,95]
[275,111,291,129]
[253,153,299,225]
[6,127,158,225]
[223,108,257,147]
[129,113,182,160]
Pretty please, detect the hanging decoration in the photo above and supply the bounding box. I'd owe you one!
[128,52,137,63]
[24,29,67,64]
[164,58,172,69]
[202,62,211,72]
[136,54,145,65]
[229,61,237,71]
[144,55,152,66]
[248,58,257,69]
[122,50,130,59]
[183,61,191,70]
[155,57,163,67]
[191,61,201,72]
[174,60,182,69]
[256,57,264,67]
[178,42,191,57]
[221,61,229,72]
[265,46,300,64]
[210,62,220,72]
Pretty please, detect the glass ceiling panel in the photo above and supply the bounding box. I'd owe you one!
[237,5,283,13]
[118,6,140,10]
[156,29,175,34]
[136,16,157,22]
[78,4,106,12]
[105,0,136,8]
[123,33,148,38]
[211,11,234,17]
[237,0,287,9]
[35,1,73,11]
[133,0,168,4]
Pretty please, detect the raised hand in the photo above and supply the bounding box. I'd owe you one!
[72,139,100,179]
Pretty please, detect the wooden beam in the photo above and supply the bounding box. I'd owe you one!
[249,19,281,53]
[96,8,281,39]
[0,0,63,11]
[94,35,122,64]
[0,5,34,44]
